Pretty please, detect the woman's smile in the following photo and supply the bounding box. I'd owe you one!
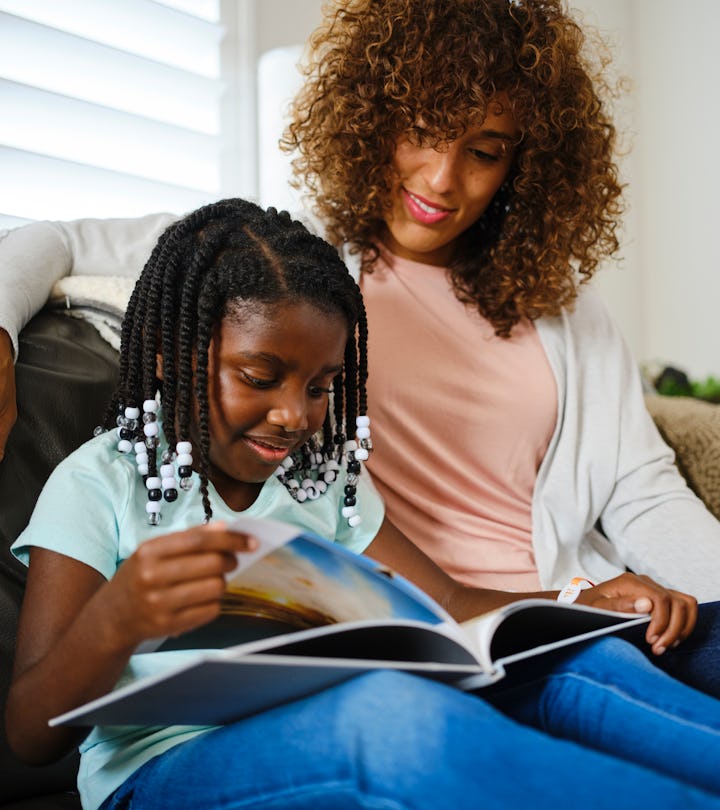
[402,188,454,224]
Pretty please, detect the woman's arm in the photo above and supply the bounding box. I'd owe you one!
[0,213,177,457]
[365,517,697,655]
[5,523,256,765]
[0,328,16,460]
[0,213,177,357]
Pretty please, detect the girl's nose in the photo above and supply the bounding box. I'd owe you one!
[267,393,309,433]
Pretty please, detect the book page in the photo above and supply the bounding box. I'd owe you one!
[147,516,456,654]
[459,598,649,674]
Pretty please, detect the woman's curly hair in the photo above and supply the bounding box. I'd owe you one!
[283,0,625,336]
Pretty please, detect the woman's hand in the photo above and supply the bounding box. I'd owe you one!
[0,328,17,461]
[104,522,259,650]
[575,572,697,655]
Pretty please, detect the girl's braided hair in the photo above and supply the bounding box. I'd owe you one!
[104,197,368,522]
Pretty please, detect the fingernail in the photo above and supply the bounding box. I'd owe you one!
[672,640,680,648]
[648,635,659,644]
[654,645,666,655]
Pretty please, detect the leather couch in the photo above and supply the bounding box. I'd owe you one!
[0,311,118,809]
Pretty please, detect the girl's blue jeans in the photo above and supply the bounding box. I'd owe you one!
[102,602,720,810]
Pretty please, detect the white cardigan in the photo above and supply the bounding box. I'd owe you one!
[2,215,719,600]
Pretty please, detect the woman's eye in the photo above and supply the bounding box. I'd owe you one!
[309,384,332,398]
[469,148,500,163]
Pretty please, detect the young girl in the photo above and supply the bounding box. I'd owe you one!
[7,198,720,809]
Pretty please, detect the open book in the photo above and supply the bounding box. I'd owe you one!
[51,516,649,728]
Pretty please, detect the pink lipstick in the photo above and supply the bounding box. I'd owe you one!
[402,188,453,225]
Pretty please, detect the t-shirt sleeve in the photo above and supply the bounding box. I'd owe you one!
[11,437,132,580]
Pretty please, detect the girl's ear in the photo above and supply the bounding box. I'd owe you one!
[156,353,164,381]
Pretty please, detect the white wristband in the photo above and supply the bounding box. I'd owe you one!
[557,577,595,604]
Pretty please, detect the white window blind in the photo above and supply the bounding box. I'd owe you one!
[0,0,253,230]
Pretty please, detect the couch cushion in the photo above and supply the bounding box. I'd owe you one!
[645,394,720,521]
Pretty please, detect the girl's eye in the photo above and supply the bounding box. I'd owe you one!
[240,371,275,388]
[309,384,333,398]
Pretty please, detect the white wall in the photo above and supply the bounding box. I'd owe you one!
[631,0,720,378]
[256,1,720,377]
[572,0,720,378]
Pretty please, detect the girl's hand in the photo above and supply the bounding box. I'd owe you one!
[575,572,697,655]
[104,522,258,650]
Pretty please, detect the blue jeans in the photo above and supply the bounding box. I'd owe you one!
[101,637,720,810]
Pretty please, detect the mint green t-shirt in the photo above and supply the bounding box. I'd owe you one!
[12,428,384,810]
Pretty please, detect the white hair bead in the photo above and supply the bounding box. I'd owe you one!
[177,453,193,467]
[146,477,161,490]
[117,439,133,453]
[343,440,358,452]
[356,426,371,440]
[295,488,308,502]
[176,441,192,454]
[135,441,147,455]
[137,464,149,476]
[143,399,158,413]
[356,415,370,428]
[355,448,369,461]
[341,505,357,518]
[145,501,161,513]
[160,464,175,478]
[162,476,177,490]
[143,421,159,437]
[348,514,362,527]
[125,406,140,420]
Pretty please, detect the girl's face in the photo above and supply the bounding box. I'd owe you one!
[382,99,518,266]
[203,299,348,511]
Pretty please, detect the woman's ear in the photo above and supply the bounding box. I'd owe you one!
[156,353,164,381]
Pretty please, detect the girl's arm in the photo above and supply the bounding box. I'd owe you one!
[365,517,697,656]
[5,523,256,765]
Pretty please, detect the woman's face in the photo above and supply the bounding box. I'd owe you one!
[382,99,518,266]
[202,300,348,511]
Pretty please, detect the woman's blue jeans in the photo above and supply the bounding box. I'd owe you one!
[102,632,720,809]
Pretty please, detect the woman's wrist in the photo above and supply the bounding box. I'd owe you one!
[557,577,595,604]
